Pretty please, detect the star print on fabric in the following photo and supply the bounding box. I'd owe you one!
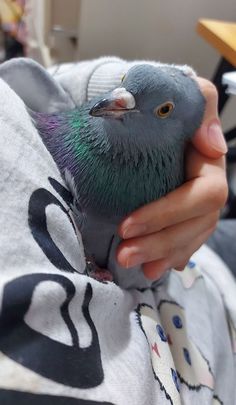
[152,342,161,357]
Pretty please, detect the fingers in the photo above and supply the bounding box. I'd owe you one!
[119,141,227,242]
[116,76,228,282]
[118,162,227,240]
[192,78,227,159]
[117,211,219,269]
[142,227,214,279]
[185,143,226,179]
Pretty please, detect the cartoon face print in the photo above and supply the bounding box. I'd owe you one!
[137,304,182,404]
[159,301,214,390]
[212,396,223,405]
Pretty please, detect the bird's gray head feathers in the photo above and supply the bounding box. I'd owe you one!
[89,64,205,155]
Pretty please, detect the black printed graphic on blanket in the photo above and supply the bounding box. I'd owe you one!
[0,275,103,388]
[0,389,114,405]
[28,177,80,273]
[0,178,114,404]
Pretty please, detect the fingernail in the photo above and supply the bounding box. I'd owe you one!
[126,253,146,268]
[119,249,146,268]
[173,267,185,272]
[122,224,147,239]
[207,121,228,154]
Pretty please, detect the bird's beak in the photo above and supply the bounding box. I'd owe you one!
[89,87,138,118]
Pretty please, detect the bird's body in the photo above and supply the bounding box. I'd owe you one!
[32,64,205,269]
[35,104,185,217]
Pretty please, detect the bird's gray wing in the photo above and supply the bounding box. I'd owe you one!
[74,208,117,269]
[65,169,117,269]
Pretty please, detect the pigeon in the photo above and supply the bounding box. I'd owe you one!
[31,64,205,273]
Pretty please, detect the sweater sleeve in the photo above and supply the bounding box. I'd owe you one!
[50,56,196,107]
[50,56,129,106]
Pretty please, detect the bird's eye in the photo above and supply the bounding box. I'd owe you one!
[121,74,126,83]
[155,102,174,118]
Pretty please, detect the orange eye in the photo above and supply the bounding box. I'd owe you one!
[156,102,174,118]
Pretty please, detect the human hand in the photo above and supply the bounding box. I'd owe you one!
[117,78,228,279]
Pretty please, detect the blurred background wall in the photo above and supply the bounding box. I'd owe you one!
[7,0,236,129]
[26,0,236,76]
[78,0,236,78]
[78,0,236,130]
[26,0,81,65]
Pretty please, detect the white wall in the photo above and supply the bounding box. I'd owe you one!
[78,0,236,78]
[78,0,236,130]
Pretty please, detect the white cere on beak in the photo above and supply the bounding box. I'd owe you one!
[112,87,136,109]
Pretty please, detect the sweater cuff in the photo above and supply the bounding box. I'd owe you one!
[53,56,128,106]
[52,56,197,107]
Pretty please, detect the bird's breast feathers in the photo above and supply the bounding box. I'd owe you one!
[67,142,184,218]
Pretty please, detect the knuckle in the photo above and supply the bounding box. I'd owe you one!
[158,194,176,227]
[207,222,218,236]
[147,229,176,261]
[202,80,218,103]
[208,211,220,228]
[152,199,167,230]
[208,83,218,101]
[142,238,160,262]
[207,177,228,209]
[196,78,220,119]
[163,243,175,259]
[207,223,217,237]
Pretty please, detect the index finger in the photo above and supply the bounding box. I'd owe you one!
[191,77,228,159]
[119,146,227,239]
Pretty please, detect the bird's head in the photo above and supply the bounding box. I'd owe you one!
[89,64,205,152]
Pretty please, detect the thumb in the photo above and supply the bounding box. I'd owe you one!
[191,77,228,159]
